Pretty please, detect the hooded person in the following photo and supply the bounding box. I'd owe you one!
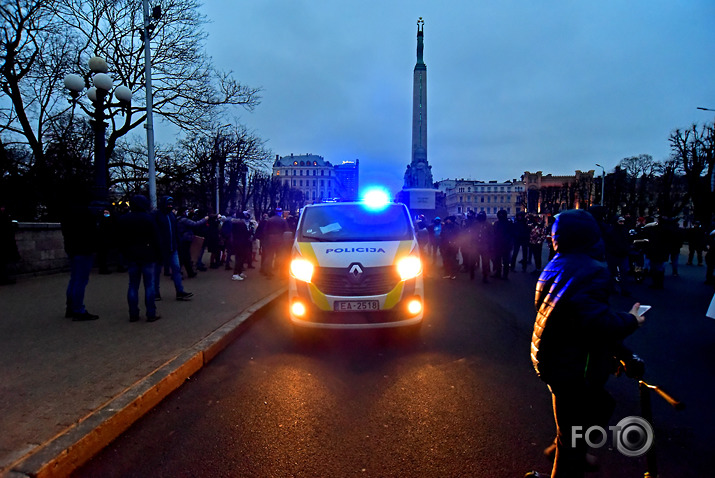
[526,209,646,478]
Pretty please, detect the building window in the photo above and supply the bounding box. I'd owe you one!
[292,180,296,186]
[313,170,317,176]
[299,180,303,187]
[321,170,325,176]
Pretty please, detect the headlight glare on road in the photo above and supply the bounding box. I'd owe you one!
[290,258,314,283]
[397,256,422,281]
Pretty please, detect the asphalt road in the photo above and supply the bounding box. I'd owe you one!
[73,259,715,478]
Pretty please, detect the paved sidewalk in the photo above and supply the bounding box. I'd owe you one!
[0,261,286,478]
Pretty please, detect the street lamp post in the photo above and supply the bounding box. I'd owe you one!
[142,1,162,210]
[595,163,605,206]
[64,57,132,207]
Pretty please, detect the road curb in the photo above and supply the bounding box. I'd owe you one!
[6,288,286,478]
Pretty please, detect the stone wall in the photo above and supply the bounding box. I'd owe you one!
[13,223,69,275]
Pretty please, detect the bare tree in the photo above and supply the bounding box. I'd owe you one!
[669,124,714,223]
[617,154,658,217]
[651,158,686,218]
[0,1,71,162]
[619,154,657,179]
[1,0,260,166]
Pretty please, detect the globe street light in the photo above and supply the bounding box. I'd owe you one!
[64,56,132,207]
[595,163,605,206]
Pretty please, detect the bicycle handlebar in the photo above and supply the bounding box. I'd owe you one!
[639,380,685,410]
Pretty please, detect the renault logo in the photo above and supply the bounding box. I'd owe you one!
[347,263,364,283]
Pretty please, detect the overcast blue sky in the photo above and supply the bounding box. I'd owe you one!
[196,0,715,195]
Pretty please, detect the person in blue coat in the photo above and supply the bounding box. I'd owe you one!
[527,209,646,478]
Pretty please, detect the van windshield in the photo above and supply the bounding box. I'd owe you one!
[298,204,414,242]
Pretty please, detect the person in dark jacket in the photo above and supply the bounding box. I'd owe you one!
[257,209,288,278]
[705,225,715,285]
[492,209,513,279]
[229,212,252,281]
[461,211,478,279]
[527,209,645,478]
[439,216,460,279]
[661,216,683,276]
[205,212,222,269]
[176,207,208,278]
[473,211,492,283]
[118,195,161,322]
[510,211,530,271]
[636,217,668,289]
[153,196,193,301]
[0,203,20,285]
[686,221,706,266]
[61,194,100,321]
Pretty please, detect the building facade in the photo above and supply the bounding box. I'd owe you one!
[523,170,596,215]
[272,153,359,203]
[333,160,359,201]
[436,178,526,218]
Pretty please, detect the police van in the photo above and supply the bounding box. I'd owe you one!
[288,195,424,330]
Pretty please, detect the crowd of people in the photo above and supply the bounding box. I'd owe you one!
[2,199,714,324]
[56,194,294,322]
[416,207,715,291]
[417,210,552,282]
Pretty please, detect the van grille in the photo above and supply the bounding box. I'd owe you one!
[313,266,400,296]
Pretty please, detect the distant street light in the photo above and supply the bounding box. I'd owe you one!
[696,107,715,194]
[595,163,605,206]
[64,57,132,207]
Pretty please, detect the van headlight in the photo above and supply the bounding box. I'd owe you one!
[290,258,314,283]
[396,256,422,281]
